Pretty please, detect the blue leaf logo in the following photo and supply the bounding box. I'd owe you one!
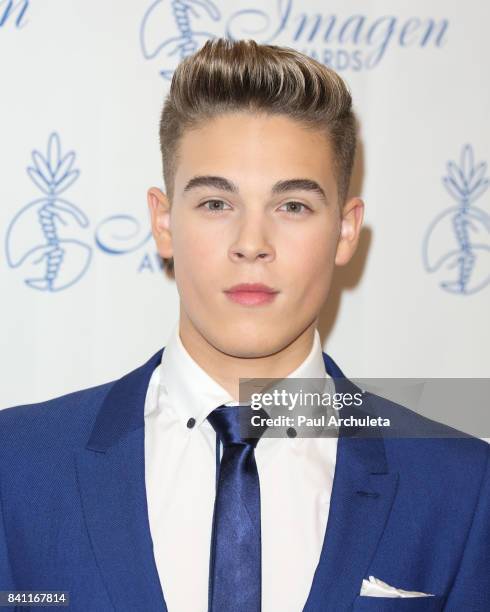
[5,132,92,292]
[422,144,490,295]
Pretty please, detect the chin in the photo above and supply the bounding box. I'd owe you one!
[209,323,294,359]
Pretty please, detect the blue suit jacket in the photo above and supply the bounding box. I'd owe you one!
[0,347,489,612]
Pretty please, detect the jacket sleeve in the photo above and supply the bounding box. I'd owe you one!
[444,443,490,611]
[0,477,16,612]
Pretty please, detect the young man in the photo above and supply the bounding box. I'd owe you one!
[0,38,489,612]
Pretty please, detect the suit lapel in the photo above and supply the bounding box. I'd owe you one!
[303,353,400,611]
[74,347,167,612]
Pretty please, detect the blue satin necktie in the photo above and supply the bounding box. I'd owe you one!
[207,405,268,612]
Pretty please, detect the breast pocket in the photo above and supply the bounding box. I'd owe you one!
[352,594,446,611]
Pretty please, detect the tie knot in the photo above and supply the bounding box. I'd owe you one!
[207,405,268,448]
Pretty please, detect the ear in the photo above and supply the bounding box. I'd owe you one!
[147,187,173,259]
[334,196,364,266]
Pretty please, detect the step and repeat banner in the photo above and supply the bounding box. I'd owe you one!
[1,1,489,411]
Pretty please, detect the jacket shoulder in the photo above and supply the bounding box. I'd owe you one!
[0,380,116,453]
[0,346,164,456]
[373,394,490,504]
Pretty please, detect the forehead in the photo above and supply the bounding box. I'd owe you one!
[174,112,336,194]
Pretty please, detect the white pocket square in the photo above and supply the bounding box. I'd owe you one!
[360,575,435,598]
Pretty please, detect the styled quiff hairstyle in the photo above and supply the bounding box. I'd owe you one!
[159,38,357,270]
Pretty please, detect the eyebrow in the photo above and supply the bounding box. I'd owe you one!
[182,175,329,205]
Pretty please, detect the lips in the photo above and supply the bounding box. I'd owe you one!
[225,283,278,293]
[224,283,279,306]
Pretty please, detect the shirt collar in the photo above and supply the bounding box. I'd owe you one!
[155,321,330,429]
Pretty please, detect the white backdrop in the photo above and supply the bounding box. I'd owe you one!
[1,1,489,411]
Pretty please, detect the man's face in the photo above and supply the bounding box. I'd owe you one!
[149,111,362,358]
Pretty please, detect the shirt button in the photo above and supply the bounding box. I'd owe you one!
[287,427,297,438]
[187,417,196,429]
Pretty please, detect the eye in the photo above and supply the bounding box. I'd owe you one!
[279,201,312,215]
[199,199,232,213]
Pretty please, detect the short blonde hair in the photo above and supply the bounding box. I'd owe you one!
[159,38,357,271]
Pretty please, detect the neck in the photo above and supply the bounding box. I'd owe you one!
[178,308,318,402]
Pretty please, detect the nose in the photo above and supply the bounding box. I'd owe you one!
[228,216,275,263]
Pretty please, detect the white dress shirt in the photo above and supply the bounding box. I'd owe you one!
[144,322,338,612]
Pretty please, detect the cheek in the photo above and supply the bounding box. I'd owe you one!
[172,220,222,295]
[278,226,337,312]
[283,222,338,281]
[287,252,333,307]
[172,210,223,257]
